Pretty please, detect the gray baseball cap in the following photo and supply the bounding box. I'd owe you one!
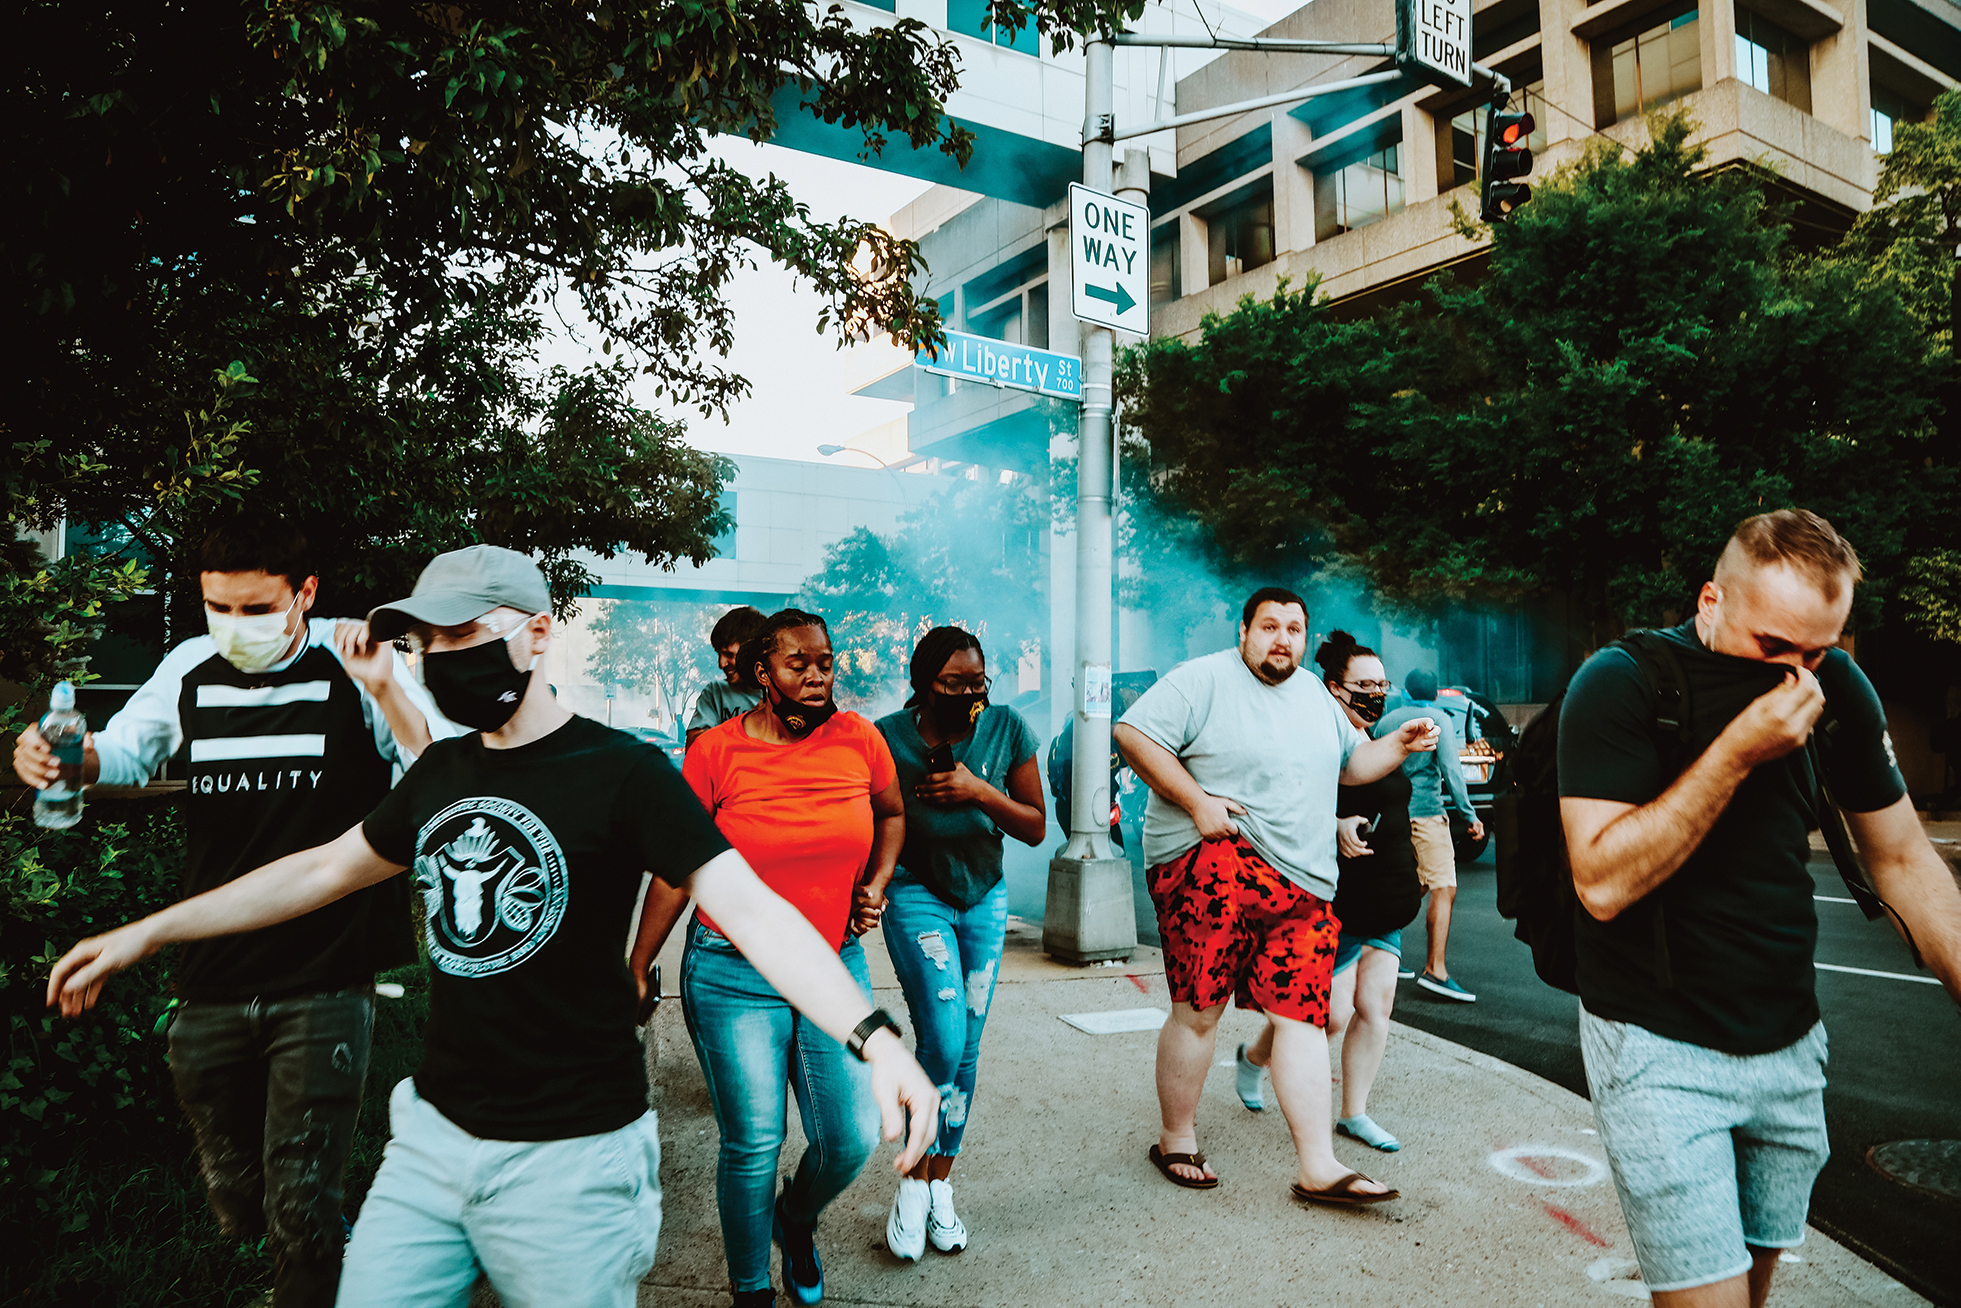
[367,545,552,640]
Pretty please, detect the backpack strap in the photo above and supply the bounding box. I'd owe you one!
[1806,731,1927,969]
[1611,630,1697,992]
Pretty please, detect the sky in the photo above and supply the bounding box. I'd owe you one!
[539,139,934,466]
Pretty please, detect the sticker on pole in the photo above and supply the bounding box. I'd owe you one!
[1069,183,1150,335]
[1398,0,1472,88]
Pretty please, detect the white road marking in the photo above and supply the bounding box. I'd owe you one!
[1814,962,1941,986]
[1814,895,1859,904]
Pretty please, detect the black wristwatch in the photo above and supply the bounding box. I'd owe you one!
[847,1008,902,1061]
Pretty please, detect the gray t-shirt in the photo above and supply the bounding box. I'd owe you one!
[1118,649,1364,900]
[687,680,761,734]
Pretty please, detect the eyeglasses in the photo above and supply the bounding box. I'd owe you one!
[1343,680,1391,693]
[933,675,992,695]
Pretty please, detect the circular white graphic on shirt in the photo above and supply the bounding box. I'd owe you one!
[412,797,569,977]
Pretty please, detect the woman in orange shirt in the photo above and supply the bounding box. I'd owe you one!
[676,609,904,1308]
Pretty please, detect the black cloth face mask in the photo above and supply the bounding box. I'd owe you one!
[424,629,533,732]
[1344,690,1387,723]
[929,690,988,733]
[765,675,838,739]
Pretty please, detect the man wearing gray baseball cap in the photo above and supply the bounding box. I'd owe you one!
[48,544,940,1308]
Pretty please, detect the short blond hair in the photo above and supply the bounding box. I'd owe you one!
[1714,509,1862,600]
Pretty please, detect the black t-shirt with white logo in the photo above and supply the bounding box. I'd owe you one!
[363,714,729,1141]
[1558,621,1905,1055]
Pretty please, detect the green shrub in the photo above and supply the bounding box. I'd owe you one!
[0,796,429,1305]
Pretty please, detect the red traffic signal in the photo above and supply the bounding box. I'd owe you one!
[1481,103,1535,222]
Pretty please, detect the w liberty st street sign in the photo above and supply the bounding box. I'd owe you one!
[916,329,1084,402]
[1069,183,1150,335]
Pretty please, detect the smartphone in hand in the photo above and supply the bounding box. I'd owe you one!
[925,742,954,774]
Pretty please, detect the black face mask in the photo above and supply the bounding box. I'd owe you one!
[765,675,838,739]
[929,690,988,733]
[1345,690,1387,723]
[424,637,532,732]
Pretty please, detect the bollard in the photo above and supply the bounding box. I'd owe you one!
[1044,853,1137,963]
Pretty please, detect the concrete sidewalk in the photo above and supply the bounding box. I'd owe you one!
[632,917,1926,1307]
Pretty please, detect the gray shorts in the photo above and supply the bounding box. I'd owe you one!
[1579,1010,1830,1294]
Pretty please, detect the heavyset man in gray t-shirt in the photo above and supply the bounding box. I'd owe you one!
[1114,588,1439,1206]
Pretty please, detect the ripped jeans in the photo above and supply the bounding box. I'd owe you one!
[881,875,1008,1158]
[167,988,373,1308]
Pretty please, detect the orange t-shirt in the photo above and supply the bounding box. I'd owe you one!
[683,709,897,949]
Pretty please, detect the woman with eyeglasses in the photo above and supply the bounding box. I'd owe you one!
[860,627,1045,1262]
[1236,631,1422,1154]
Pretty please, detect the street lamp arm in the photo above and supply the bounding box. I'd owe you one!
[1110,69,1404,142]
[815,444,892,468]
[1111,33,1395,55]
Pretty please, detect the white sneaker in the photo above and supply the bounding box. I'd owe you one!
[927,1179,968,1253]
[886,1178,930,1262]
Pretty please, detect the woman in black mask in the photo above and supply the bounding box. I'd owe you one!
[862,627,1045,1263]
[1237,631,1423,1154]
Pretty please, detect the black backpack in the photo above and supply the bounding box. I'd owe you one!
[1495,631,1926,995]
[1494,630,1691,994]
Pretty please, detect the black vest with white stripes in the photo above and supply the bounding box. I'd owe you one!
[175,644,413,1000]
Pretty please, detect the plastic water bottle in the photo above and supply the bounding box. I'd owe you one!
[34,682,87,829]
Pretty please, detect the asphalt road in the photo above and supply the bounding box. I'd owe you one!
[1391,845,1961,1307]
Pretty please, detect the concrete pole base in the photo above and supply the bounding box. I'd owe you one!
[1044,855,1139,964]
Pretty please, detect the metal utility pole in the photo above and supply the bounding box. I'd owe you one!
[1045,35,1137,964]
[1042,17,1492,965]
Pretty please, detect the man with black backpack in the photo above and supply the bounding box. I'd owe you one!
[1556,511,1961,1308]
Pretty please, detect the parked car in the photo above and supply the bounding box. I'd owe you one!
[623,724,687,768]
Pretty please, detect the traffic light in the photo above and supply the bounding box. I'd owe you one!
[1480,98,1534,223]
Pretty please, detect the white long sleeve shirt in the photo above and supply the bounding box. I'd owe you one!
[94,617,457,786]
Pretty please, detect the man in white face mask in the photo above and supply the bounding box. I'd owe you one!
[13,512,450,1308]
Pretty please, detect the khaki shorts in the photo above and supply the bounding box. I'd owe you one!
[1409,815,1456,890]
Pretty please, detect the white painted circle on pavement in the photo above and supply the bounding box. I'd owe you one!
[1489,1144,1608,1188]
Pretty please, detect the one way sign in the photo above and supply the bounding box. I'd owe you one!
[1069,183,1150,335]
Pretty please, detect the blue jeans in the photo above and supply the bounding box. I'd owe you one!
[880,875,1008,1158]
[337,1078,662,1308]
[681,922,880,1293]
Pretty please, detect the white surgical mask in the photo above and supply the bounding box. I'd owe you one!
[208,595,302,673]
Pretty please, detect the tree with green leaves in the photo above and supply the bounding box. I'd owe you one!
[583,598,719,728]
[798,477,1049,702]
[1832,86,1961,641]
[1117,113,1956,644]
[7,0,1144,650]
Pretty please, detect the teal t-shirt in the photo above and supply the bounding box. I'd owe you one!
[875,704,1041,909]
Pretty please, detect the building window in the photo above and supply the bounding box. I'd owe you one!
[968,297,1023,344]
[947,0,1038,54]
[1871,85,1917,153]
[1445,82,1549,191]
[1734,7,1810,111]
[712,491,737,558]
[1198,179,1275,285]
[1598,2,1701,125]
[1150,220,1182,303]
[1026,282,1049,349]
[1314,145,1404,243]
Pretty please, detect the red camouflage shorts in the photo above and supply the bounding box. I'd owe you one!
[1147,836,1338,1027]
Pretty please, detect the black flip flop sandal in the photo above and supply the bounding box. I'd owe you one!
[1291,1172,1399,1206]
[1149,1144,1220,1190]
